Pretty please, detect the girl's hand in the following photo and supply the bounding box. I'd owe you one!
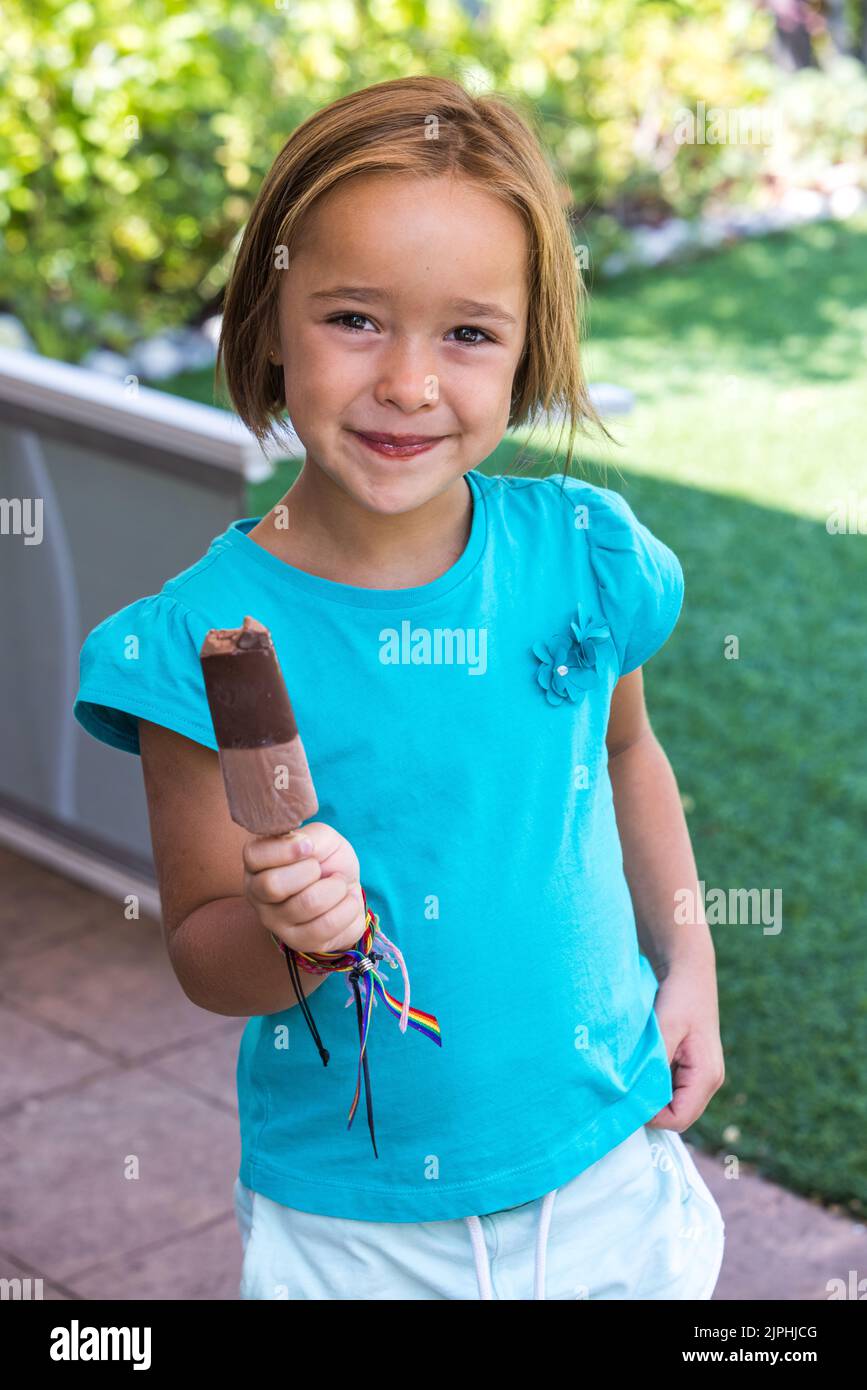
[242,821,366,956]
[646,964,725,1131]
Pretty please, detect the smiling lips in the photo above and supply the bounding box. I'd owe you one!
[353,430,445,458]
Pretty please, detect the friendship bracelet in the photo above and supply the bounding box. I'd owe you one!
[270,886,441,1157]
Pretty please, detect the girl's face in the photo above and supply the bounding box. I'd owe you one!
[274,171,529,514]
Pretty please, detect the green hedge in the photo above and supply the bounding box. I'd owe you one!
[1,0,864,360]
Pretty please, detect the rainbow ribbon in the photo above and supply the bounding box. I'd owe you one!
[277,888,441,1157]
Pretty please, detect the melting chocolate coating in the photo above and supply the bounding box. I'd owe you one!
[200,617,300,750]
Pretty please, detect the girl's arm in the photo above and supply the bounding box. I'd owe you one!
[605,669,716,982]
[606,670,725,1125]
[139,719,330,1017]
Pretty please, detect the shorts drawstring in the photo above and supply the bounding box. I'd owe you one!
[464,1189,559,1299]
[533,1189,559,1299]
[464,1216,495,1299]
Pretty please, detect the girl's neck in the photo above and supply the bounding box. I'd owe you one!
[248,462,473,589]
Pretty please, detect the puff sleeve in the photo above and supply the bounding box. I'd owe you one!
[558,476,685,677]
[73,592,219,756]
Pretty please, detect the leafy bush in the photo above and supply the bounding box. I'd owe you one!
[0,0,864,360]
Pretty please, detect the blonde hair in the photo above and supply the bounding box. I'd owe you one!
[215,74,616,480]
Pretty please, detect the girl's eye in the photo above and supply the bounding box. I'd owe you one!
[448,325,494,347]
[326,314,493,346]
[327,313,373,333]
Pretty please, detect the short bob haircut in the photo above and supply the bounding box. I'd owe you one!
[215,74,616,478]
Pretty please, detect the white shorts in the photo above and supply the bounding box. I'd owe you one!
[234,1124,726,1300]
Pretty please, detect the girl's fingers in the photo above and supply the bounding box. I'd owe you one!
[261,878,358,944]
[322,885,366,951]
[286,872,353,927]
[242,821,343,874]
[253,871,350,929]
[246,855,321,905]
[242,828,316,874]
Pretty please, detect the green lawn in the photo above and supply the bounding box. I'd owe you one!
[149,212,867,1212]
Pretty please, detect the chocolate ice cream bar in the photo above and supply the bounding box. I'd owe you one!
[199,616,319,836]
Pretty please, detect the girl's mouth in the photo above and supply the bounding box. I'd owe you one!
[351,431,445,459]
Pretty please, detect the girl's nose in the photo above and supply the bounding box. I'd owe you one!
[374,343,440,411]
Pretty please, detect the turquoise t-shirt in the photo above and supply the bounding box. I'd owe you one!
[73,469,685,1222]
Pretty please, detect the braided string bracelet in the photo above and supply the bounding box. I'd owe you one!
[269,887,441,1157]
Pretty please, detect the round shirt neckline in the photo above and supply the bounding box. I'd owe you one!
[222,468,488,609]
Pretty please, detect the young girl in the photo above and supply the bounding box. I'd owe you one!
[73,74,726,1301]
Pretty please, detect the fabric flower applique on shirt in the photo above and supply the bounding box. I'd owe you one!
[532,604,612,706]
